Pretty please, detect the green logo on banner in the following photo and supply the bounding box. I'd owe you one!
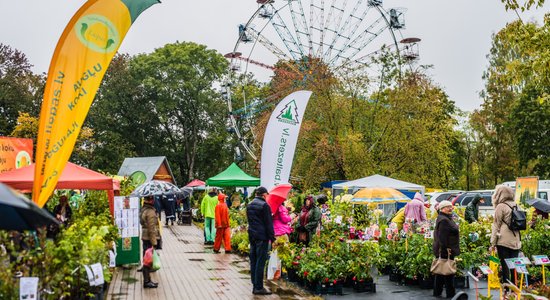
[276,100,300,125]
[75,14,120,53]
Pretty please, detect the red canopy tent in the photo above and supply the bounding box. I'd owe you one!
[185,179,205,187]
[0,162,119,214]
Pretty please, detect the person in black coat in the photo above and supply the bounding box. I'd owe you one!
[246,187,275,295]
[432,200,460,298]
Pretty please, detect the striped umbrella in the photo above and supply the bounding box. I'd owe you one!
[351,187,410,204]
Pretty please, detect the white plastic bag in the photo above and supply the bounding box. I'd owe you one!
[267,250,281,280]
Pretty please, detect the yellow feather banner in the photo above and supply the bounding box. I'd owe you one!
[33,0,159,207]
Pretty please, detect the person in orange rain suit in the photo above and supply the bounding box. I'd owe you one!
[214,193,232,253]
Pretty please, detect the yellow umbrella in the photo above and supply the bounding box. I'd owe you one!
[351,187,410,204]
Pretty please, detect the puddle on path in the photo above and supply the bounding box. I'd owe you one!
[121,276,138,284]
[238,269,251,275]
[189,258,206,262]
[266,281,308,299]
[207,268,227,271]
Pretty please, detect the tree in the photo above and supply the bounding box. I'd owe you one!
[88,54,149,172]
[124,42,231,182]
[11,112,95,166]
[501,0,545,11]
[0,44,43,136]
[473,16,550,181]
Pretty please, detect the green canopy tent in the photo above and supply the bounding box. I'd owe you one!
[206,163,260,187]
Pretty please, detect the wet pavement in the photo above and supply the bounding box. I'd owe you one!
[107,223,310,300]
[107,221,490,300]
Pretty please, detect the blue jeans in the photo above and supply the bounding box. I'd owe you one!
[249,239,269,291]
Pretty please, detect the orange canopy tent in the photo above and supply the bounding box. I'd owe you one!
[0,162,119,214]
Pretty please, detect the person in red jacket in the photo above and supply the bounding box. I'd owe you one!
[214,193,232,253]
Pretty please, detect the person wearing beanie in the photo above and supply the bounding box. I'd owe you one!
[214,193,232,253]
[432,200,460,298]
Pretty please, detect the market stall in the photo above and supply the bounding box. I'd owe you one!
[206,163,260,187]
[0,162,119,213]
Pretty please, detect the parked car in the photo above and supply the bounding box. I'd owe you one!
[427,191,464,212]
[451,191,494,217]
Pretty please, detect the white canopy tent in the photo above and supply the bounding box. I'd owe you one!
[333,174,425,217]
[332,174,425,196]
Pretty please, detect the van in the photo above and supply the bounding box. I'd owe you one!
[452,190,494,217]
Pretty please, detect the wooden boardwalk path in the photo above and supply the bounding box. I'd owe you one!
[107,223,309,300]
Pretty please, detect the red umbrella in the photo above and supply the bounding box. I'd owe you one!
[266,183,293,214]
[185,179,205,187]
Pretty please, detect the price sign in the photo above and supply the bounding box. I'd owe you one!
[19,277,39,300]
[424,230,433,239]
[533,255,550,265]
[505,258,517,269]
[516,264,529,274]
[516,257,532,265]
[479,265,493,275]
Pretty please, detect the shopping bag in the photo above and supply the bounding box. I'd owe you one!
[267,250,281,280]
[152,250,161,271]
[488,251,501,289]
[143,247,153,267]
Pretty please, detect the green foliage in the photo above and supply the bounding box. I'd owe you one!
[501,0,545,11]
[522,217,550,259]
[89,43,234,182]
[0,43,42,136]
[472,16,550,183]
[0,191,118,299]
[230,230,250,255]
[119,176,138,197]
[458,218,492,272]
[396,234,433,279]
[348,241,386,280]
[229,209,247,228]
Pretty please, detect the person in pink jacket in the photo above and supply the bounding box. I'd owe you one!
[273,202,292,237]
[404,192,427,223]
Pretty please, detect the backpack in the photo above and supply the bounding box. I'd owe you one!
[504,203,527,231]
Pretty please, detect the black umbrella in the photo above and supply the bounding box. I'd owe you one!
[526,198,550,213]
[0,183,59,231]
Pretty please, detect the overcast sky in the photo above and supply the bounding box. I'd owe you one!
[1,0,548,111]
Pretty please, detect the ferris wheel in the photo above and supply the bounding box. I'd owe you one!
[223,0,420,161]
